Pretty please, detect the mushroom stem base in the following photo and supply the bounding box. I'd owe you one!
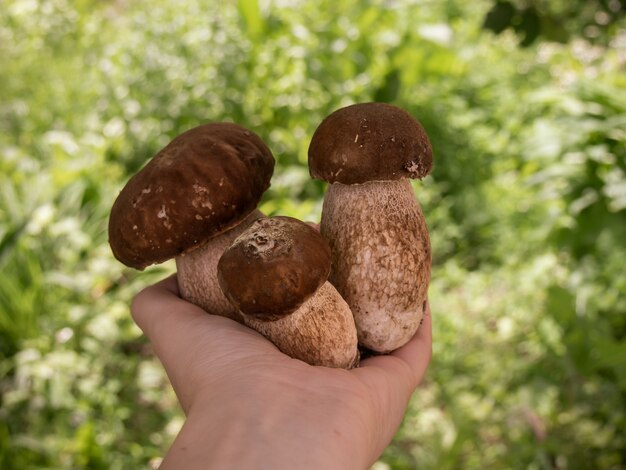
[244,282,359,369]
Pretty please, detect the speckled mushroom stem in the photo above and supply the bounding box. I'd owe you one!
[176,209,264,322]
[243,281,359,369]
[321,179,431,353]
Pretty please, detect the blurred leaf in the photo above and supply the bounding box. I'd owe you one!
[374,68,400,103]
[74,422,106,469]
[593,339,626,369]
[237,0,264,41]
[482,1,515,34]
[0,221,28,266]
[546,285,575,326]
[516,8,541,47]
[540,15,569,44]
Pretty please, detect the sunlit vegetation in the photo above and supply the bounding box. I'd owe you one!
[1,0,625,468]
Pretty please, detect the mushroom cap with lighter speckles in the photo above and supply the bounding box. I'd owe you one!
[308,102,433,184]
[108,123,275,270]
[217,216,332,320]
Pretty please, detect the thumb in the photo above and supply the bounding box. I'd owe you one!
[130,275,255,411]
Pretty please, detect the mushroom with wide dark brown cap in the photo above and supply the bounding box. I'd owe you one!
[109,122,274,322]
[308,102,432,353]
[217,216,359,369]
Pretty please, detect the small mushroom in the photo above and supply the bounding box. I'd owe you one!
[108,122,275,322]
[217,216,359,369]
[308,103,432,353]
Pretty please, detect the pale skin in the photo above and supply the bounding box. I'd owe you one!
[131,275,432,469]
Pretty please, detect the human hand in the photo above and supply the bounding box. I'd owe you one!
[132,275,432,470]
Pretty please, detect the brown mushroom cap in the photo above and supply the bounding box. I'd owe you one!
[308,102,433,184]
[109,123,275,270]
[217,216,331,320]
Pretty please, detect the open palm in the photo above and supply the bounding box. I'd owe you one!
[132,275,432,469]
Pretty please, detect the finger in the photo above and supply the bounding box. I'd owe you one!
[131,274,206,341]
[354,311,431,395]
[159,273,180,295]
[358,301,432,385]
[131,275,274,369]
[131,275,268,411]
[130,275,209,408]
[350,304,432,458]
[386,302,432,384]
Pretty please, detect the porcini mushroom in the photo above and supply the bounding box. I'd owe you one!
[217,216,359,369]
[109,122,275,321]
[308,102,432,353]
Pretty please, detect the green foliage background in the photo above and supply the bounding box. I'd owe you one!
[1,0,625,468]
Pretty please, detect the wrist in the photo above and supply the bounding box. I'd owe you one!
[162,375,372,469]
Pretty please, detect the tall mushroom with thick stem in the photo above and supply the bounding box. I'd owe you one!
[308,102,432,353]
[217,216,359,369]
[109,122,274,322]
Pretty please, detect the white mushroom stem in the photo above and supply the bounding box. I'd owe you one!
[176,209,264,322]
[321,179,431,353]
[243,282,359,369]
